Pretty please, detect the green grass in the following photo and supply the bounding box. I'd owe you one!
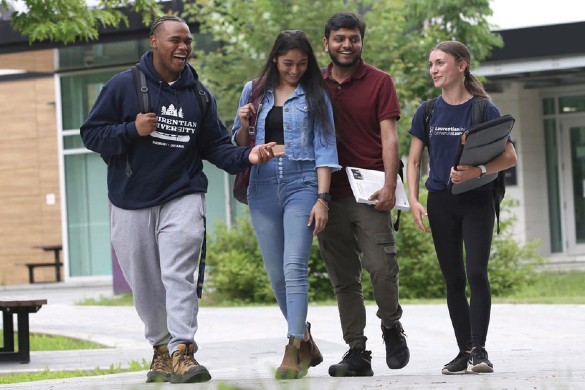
[0,361,149,385]
[77,293,133,306]
[496,271,585,304]
[0,331,107,351]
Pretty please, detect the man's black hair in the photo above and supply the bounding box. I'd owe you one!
[324,12,366,40]
[150,15,187,36]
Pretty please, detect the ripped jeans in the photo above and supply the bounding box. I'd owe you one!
[318,197,403,349]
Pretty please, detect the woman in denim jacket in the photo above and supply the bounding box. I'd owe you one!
[232,30,340,379]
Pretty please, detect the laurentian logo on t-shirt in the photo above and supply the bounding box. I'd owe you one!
[430,125,465,138]
[150,104,199,146]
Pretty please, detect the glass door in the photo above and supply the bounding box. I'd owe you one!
[561,118,585,255]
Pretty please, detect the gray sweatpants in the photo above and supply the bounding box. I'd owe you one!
[110,193,205,355]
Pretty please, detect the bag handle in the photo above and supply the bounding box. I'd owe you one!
[247,79,264,146]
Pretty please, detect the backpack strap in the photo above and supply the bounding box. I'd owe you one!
[471,96,488,126]
[423,98,437,148]
[470,96,505,235]
[132,65,150,114]
[247,79,265,142]
[102,65,149,165]
[393,159,405,232]
[194,80,210,120]
[196,215,207,298]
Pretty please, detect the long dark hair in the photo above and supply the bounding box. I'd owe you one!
[432,40,489,99]
[253,30,334,140]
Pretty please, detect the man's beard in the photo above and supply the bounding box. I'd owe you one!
[329,52,361,68]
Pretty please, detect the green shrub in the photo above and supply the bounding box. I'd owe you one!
[391,192,545,299]
[207,191,544,302]
[394,190,446,299]
[487,199,545,296]
[206,212,274,303]
[206,210,334,304]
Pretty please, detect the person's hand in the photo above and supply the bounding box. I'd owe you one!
[369,186,396,212]
[450,165,479,184]
[237,103,256,129]
[248,142,285,164]
[308,200,328,236]
[411,201,430,233]
[135,112,157,136]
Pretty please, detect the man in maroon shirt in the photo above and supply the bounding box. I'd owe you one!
[318,12,409,377]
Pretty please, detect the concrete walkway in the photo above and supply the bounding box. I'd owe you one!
[1,281,584,389]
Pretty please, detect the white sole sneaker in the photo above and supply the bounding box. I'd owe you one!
[441,367,469,375]
[469,362,494,373]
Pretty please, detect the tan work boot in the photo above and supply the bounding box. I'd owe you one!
[299,322,323,371]
[146,344,172,383]
[170,343,212,383]
[275,337,304,380]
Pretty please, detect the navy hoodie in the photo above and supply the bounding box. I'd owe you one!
[80,51,251,210]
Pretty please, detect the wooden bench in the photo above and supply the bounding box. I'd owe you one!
[0,299,47,363]
[25,245,63,284]
[24,262,63,284]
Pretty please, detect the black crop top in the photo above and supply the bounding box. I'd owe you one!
[265,106,284,144]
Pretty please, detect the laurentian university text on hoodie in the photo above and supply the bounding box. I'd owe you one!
[80,51,251,210]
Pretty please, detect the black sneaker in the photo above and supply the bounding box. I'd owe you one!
[468,346,494,373]
[381,321,410,369]
[442,351,470,375]
[328,348,374,377]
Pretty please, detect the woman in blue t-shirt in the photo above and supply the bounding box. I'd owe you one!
[406,41,517,375]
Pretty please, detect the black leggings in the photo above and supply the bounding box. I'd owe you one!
[427,189,495,351]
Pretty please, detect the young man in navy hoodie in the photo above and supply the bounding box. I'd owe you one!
[81,16,280,384]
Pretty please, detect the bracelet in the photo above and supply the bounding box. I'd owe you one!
[316,198,329,210]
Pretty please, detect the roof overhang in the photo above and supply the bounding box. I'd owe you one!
[478,21,585,89]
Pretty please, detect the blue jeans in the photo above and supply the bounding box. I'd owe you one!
[248,156,317,338]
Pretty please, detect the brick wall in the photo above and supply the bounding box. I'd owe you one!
[0,49,62,285]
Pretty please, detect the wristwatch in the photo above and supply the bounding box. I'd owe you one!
[317,192,331,203]
[478,164,487,178]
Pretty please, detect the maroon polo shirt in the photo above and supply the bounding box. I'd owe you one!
[323,60,401,200]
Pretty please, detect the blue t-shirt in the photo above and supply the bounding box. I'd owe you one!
[409,96,501,191]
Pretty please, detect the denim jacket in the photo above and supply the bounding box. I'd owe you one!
[232,80,340,171]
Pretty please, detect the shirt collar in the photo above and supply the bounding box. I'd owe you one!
[325,58,367,82]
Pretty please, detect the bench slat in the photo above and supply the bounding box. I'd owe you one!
[0,299,47,307]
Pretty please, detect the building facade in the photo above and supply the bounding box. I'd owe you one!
[478,21,585,269]
[1,17,584,285]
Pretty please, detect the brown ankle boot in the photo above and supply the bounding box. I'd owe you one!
[170,343,211,384]
[275,337,304,379]
[300,322,323,370]
[146,344,172,383]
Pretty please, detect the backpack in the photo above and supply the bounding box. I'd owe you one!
[422,97,506,234]
[100,65,210,165]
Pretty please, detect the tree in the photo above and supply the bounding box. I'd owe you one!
[183,0,502,155]
[1,0,162,44]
